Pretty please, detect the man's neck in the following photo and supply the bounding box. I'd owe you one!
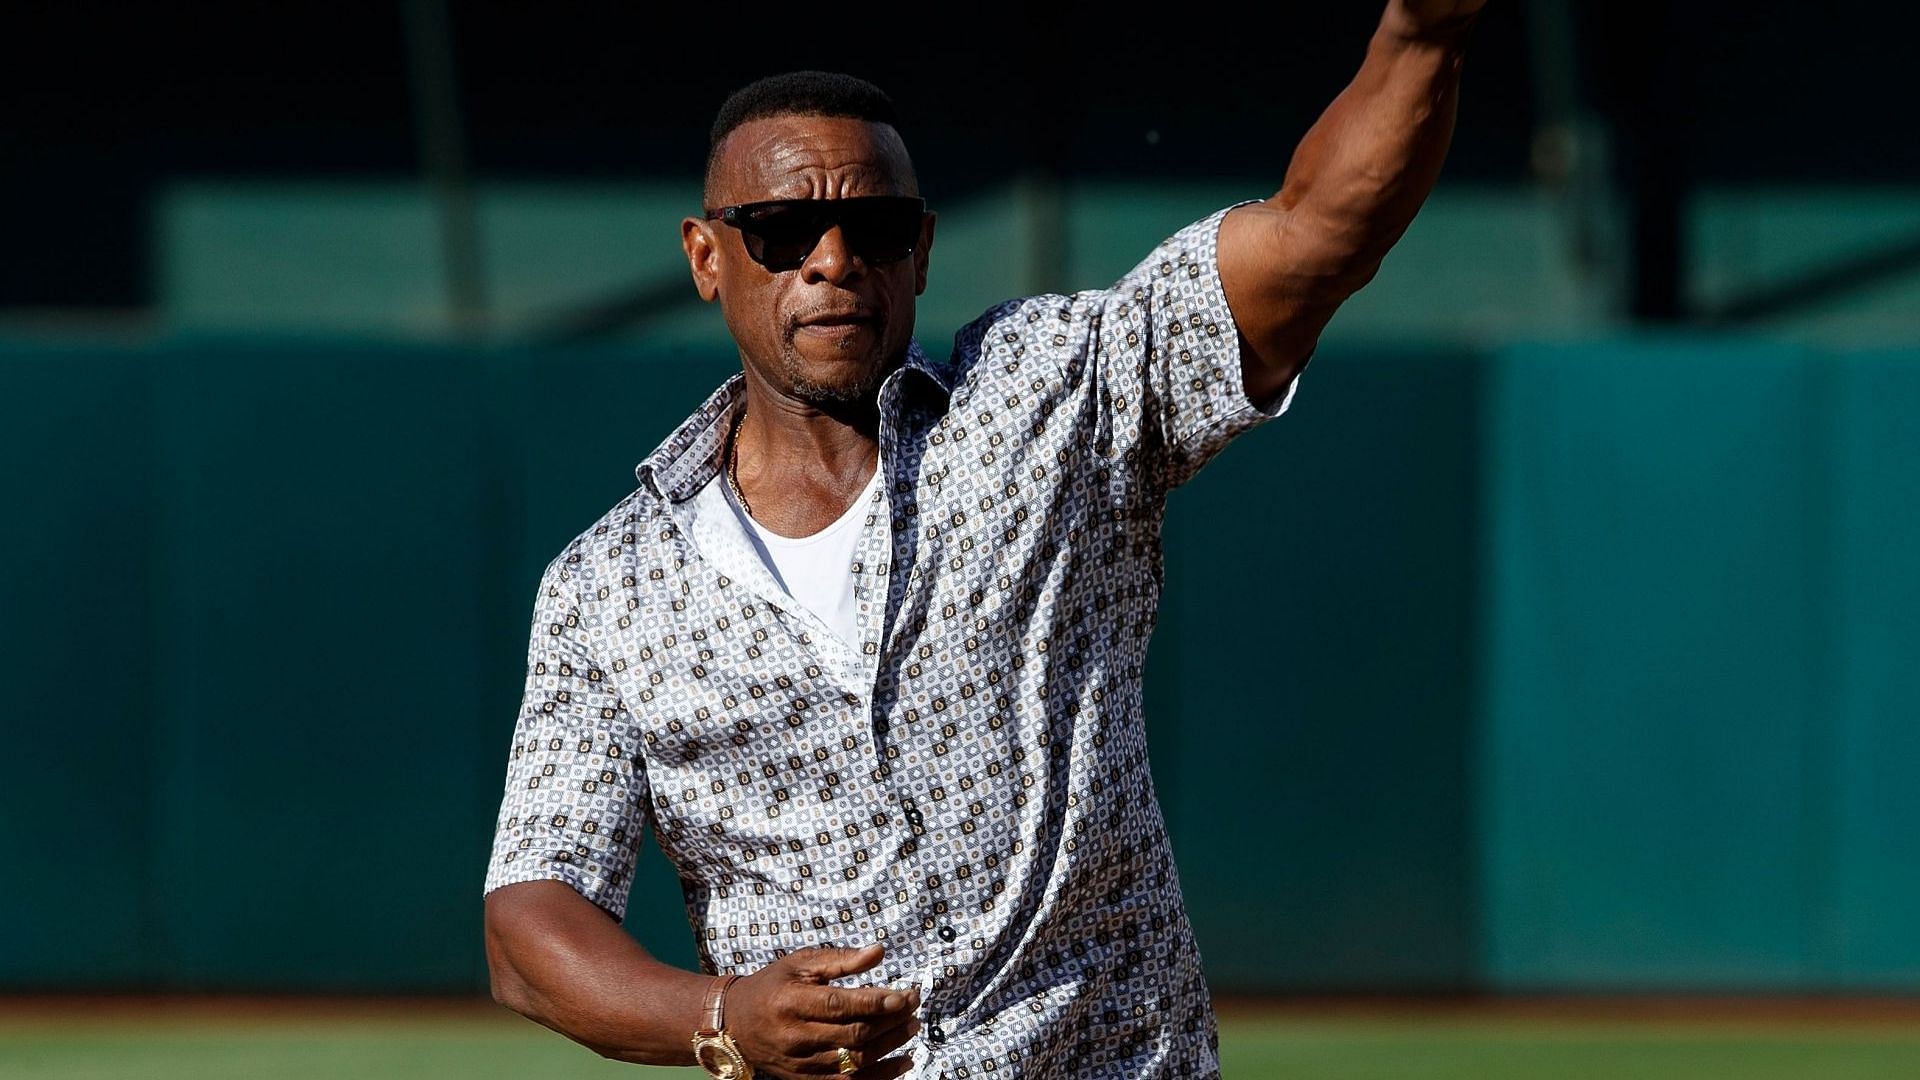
[728,373,883,538]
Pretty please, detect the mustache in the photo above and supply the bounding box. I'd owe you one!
[790,304,880,328]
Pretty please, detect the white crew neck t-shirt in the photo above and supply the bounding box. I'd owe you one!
[705,463,880,651]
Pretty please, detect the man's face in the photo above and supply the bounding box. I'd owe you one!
[682,114,936,408]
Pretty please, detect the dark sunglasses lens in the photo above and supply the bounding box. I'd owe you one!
[741,204,831,269]
[839,202,922,264]
[736,200,922,270]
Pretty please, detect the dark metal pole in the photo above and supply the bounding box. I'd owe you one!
[1525,0,1626,318]
[1017,8,1071,296]
[1597,1,1687,323]
[403,0,489,335]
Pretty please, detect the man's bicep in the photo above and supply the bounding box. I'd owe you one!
[482,559,650,924]
[1217,199,1348,399]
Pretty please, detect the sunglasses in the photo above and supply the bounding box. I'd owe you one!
[703,196,927,272]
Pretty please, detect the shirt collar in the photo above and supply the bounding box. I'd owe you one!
[635,339,952,504]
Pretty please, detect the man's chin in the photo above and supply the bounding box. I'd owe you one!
[784,346,894,405]
[790,377,871,406]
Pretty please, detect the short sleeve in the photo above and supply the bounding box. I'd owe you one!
[482,556,651,921]
[1095,201,1304,490]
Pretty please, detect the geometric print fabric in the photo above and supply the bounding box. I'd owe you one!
[484,203,1301,1078]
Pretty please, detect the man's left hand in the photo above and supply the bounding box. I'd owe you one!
[1393,0,1490,35]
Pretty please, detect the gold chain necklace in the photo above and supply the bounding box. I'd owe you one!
[724,404,749,516]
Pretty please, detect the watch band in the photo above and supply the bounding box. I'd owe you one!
[691,973,752,1079]
[704,973,741,1033]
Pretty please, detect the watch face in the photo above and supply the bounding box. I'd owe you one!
[694,1037,749,1079]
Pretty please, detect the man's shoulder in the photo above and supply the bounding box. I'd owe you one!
[536,484,663,598]
[535,367,739,597]
[953,292,1086,347]
[948,205,1253,353]
[948,290,1109,376]
[943,204,1254,383]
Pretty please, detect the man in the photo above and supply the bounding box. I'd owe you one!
[483,2,1486,1076]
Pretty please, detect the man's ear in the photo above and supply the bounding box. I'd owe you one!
[682,217,721,302]
[913,211,937,296]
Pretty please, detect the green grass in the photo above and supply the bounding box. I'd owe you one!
[1218,1017,1920,1079]
[2,1010,1917,1079]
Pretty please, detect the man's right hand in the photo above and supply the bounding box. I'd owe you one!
[724,943,922,1079]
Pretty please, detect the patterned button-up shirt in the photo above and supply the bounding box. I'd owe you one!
[484,203,1300,1078]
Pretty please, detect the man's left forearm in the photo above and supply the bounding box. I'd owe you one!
[1268,3,1478,284]
[1219,0,1486,389]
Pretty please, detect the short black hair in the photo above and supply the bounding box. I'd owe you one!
[706,71,900,183]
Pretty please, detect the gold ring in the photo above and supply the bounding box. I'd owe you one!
[836,1045,860,1074]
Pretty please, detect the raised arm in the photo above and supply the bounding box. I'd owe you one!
[1221,0,1488,403]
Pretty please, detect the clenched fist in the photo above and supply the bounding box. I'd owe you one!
[724,943,922,1079]
[1394,0,1490,36]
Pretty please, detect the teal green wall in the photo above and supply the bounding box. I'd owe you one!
[1155,346,1485,990]
[1,337,1914,993]
[1479,341,1920,990]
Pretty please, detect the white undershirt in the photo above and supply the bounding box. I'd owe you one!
[709,464,879,650]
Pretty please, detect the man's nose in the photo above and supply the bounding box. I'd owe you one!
[799,224,864,285]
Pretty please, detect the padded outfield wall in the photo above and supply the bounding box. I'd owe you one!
[0,337,1913,992]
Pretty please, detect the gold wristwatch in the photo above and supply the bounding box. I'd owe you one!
[691,973,753,1079]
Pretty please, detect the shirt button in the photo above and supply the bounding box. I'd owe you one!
[937,925,956,942]
[927,1023,947,1044]
[905,808,925,828]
